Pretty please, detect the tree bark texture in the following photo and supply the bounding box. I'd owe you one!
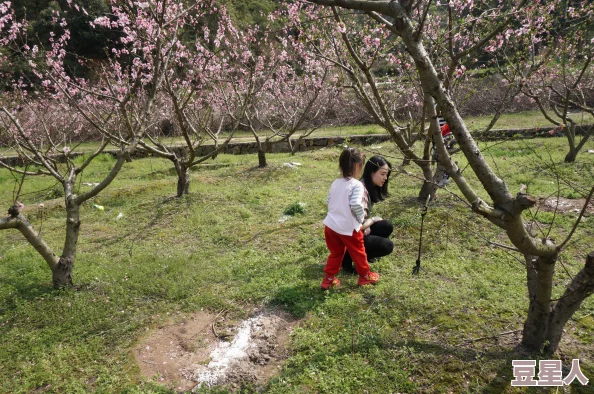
[564,126,591,163]
[544,252,594,353]
[258,149,268,168]
[521,252,594,354]
[54,195,82,288]
[175,164,190,197]
[521,254,556,351]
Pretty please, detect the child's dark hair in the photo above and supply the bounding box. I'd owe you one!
[339,147,365,178]
[362,155,392,203]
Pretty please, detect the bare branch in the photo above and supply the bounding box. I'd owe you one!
[557,185,594,252]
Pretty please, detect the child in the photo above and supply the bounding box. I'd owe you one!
[321,147,380,289]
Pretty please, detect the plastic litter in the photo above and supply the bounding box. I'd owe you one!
[92,204,104,211]
[116,212,124,220]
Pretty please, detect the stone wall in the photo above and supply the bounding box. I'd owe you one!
[1,124,591,167]
[0,134,393,167]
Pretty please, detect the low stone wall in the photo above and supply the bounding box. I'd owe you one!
[193,134,393,157]
[0,134,393,167]
[1,124,591,167]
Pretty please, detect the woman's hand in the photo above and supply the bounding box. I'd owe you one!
[361,218,375,231]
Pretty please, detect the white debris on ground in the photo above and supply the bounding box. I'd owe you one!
[278,215,291,223]
[193,316,259,388]
[282,162,302,169]
[192,313,290,389]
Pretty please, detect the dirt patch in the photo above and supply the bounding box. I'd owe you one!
[537,197,594,216]
[133,309,296,392]
[133,311,216,391]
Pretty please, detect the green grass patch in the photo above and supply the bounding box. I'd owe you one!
[0,136,593,393]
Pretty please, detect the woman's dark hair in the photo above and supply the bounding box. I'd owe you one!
[339,147,365,178]
[362,155,392,203]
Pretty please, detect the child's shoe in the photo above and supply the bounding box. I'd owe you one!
[321,276,340,290]
[358,272,380,286]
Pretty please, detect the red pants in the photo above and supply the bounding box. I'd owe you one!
[324,226,369,277]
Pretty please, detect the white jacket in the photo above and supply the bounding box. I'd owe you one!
[323,177,366,235]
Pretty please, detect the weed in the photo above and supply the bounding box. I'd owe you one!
[283,202,306,216]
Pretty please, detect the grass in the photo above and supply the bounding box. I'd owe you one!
[464,110,593,132]
[0,135,594,393]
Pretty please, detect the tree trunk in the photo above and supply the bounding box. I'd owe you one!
[544,251,594,354]
[258,149,267,167]
[565,126,592,163]
[291,138,303,155]
[418,180,436,202]
[52,256,74,288]
[564,147,577,163]
[521,254,556,351]
[417,141,439,202]
[176,165,190,197]
[55,196,81,288]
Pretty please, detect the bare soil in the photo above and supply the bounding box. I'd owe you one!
[132,309,296,392]
[537,196,594,216]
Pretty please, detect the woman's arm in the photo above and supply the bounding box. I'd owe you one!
[360,218,375,230]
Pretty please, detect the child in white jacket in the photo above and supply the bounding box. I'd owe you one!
[321,147,380,289]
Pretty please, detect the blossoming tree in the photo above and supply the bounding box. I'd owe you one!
[0,0,221,286]
[304,0,594,354]
[228,7,340,168]
[512,4,594,162]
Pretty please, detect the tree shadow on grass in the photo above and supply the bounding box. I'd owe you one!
[387,340,518,393]
[384,339,594,393]
[269,281,327,318]
[93,194,192,248]
[0,276,54,308]
[267,260,327,318]
[254,252,560,393]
